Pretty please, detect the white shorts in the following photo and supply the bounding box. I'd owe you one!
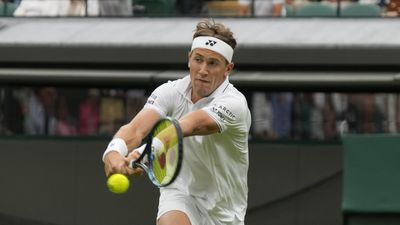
[157,188,244,225]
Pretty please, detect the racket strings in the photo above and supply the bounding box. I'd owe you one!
[152,121,178,185]
[143,118,182,187]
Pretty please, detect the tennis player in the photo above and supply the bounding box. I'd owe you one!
[103,19,251,225]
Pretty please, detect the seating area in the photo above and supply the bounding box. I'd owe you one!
[0,0,391,17]
[132,0,176,16]
[206,0,241,16]
[0,1,18,16]
[284,2,382,17]
[340,3,382,17]
[292,2,337,17]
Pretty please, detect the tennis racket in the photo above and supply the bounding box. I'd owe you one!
[130,117,183,187]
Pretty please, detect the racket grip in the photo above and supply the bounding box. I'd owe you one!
[133,144,146,155]
[129,160,137,169]
[129,157,148,169]
[129,144,148,169]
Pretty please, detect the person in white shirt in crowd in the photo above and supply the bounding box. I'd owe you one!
[13,0,132,16]
[239,0,285,16]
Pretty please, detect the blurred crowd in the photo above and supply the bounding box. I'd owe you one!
[0,0,398,141]
[0,86,147,137]
[0,86,398,141]
[1,0,399,17]
[251,92,398,141]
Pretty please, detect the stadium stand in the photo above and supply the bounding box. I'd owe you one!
[132,0,176,16]
[0,1,18,16]
[206,0,241,16]
[292,2,337,17]
[283,3,295,17]
[340,3,382,17]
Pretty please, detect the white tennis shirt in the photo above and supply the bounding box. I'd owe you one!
[144,75,251,222]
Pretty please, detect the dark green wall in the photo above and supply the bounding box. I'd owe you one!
[0,139,342,225]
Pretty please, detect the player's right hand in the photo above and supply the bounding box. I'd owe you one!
[104,151,129,177]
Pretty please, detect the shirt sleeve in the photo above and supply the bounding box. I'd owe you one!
[143,81,176,117]
[202,93,250,134]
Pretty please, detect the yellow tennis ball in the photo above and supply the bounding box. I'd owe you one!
[107,174,130,194]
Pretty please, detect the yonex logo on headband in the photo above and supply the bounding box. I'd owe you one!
[191,36,234,62]
[205,40,217,46]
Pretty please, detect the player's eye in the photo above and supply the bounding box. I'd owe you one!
[208,60,219,67]
[194,57,202,63]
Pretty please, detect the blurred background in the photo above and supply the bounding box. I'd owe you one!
[1,0,400,225]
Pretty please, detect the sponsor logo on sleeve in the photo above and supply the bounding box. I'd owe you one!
[211,103,236,122]
[147,93,158,105]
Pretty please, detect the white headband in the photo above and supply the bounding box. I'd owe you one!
[191,36,234,62]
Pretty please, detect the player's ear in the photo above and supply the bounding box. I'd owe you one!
[224,62,234,77]
[187,51,191,68]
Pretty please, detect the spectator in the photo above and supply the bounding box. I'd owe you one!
[271,92,293,139]
[99,0,133,16]
[79,88,100,135]
[125,89,146,121]
[344,94,360,133]
[99,89,124,136]
[359,94,377,133]
[24,87,58,135]
[323,94,338,140]
[310,93,325,140]
[251,92,273,139]
[55,95,77,136]
[13,0,99,16]
[239,0,285,16]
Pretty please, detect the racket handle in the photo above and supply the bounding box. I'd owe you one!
[133,144,146,155]
[129,157,148,169]
[127,144,146,169]
[129,160,137,169]
[129,144,148,169]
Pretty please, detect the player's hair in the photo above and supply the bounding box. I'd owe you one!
[193,19,237,50]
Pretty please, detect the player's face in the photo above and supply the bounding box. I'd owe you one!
[188,48,234,103]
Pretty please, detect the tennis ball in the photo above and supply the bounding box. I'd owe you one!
[107,174,130,194]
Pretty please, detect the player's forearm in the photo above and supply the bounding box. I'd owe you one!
[114,108,161,153]
[113,124,145,153]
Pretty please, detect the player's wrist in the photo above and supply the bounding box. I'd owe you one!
[102,138,128,162]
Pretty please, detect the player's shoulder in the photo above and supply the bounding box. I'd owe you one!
[211,84,250,119]
[220,84,248,104]
[158,75,190,91]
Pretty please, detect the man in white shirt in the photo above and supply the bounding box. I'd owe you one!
[239,0,285,16]
[103,19,251,225]
[13,0,132,16]
[13,0,99,16]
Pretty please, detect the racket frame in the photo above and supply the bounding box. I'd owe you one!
[131,117,183,187]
